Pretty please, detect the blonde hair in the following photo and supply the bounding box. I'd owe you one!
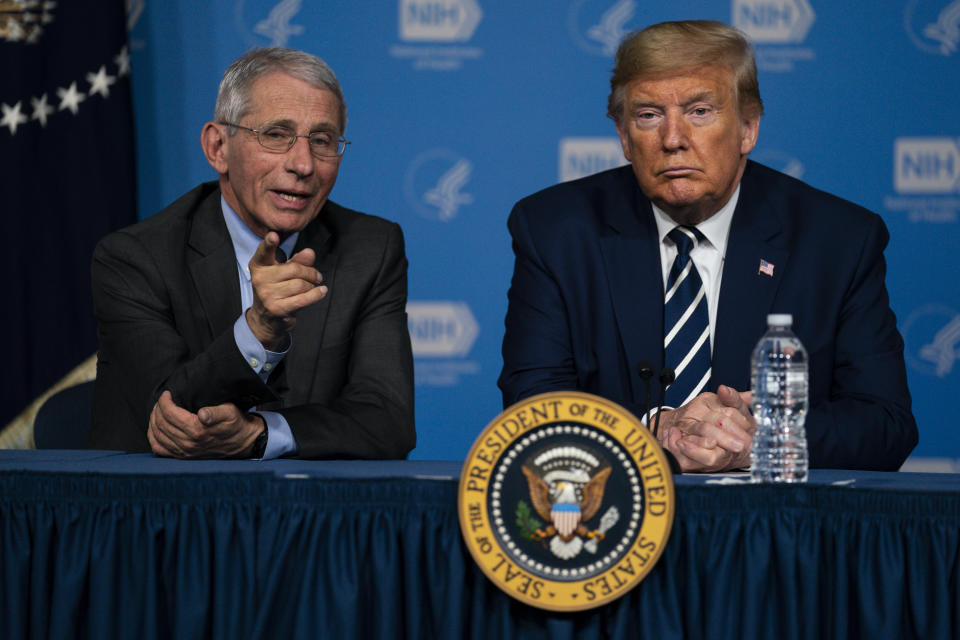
[607,20,763,124]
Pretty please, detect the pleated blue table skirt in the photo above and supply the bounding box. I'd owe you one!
[1,452,959,640]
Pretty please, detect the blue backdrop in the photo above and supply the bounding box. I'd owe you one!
[125,1,959,464]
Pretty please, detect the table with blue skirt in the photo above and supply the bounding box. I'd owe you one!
[0,450,958,640]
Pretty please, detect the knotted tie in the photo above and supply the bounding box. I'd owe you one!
[275,247,288,263]
[663,226,711,407]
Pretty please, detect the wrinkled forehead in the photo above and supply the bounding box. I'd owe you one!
[622,64,739,113]
[244,72,344,132]
[629,63,735,91]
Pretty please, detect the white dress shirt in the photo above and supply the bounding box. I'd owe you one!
[645,187,739,419]
[651,185,740,353]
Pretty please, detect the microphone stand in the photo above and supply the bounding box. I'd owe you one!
[652,367,675,439]
[652,367,681,475]
[637,360,654,428]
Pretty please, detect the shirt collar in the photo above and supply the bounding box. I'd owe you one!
[651,184,740,255]
[221,196,300,279]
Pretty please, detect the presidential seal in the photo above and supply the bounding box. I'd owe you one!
[458,391,675,612]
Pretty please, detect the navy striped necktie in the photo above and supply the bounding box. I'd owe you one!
[663,226,711,408]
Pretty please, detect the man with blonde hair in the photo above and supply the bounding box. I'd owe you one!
[499,20,916,472]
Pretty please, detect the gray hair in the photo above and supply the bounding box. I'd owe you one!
[607,20,763,125]
[214,47,348,134]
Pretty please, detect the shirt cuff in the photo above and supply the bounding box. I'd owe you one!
[643,406,674,429]
[233,314,290,381]
[255,411,298,459]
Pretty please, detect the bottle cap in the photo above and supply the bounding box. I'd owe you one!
[767,313,793,326]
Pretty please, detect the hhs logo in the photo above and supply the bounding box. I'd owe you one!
[905,0,960,56]
[235,0,305,47]
[732,0,815,43]
[751,149,805,179]
[253,0,304,46]
[407,301,479,357]
[559,138,629,182]
[404,148,474,221]
[895,137,960,194]
[399,0,482,41]
[903,305,960,377]
[567,0,638,56]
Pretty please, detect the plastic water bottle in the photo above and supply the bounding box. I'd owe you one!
[750,314,809,483]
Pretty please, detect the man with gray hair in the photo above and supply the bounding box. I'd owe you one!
[89,48,415,459]
[499,21,916,472]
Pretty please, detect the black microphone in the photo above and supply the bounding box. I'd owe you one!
[637,364,682,475]
[652,367,675,439]
[637,360,654,430]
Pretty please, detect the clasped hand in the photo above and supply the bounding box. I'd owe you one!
[655,385,755,473]
[148,391,264,458]
[245,231,327,350]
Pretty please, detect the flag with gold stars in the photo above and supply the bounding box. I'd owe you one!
[0,0,136,428]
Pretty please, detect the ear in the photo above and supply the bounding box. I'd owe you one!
[201,122,230,174]
[740,115,760,156]
[615,122,633,163]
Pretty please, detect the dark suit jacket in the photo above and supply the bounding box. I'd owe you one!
[499,161,917,470]
[89,182,415,459]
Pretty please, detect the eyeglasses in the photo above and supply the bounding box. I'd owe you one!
[223,122,349,157]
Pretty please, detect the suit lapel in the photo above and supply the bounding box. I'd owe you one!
[712,165,790,389]
[599,181,665,404]
[187,189,242,341]
[183,191,339,407]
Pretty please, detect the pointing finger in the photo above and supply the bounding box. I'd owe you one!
[250,231,281,268]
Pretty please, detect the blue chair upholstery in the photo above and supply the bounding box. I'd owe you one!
[33,381,95,449]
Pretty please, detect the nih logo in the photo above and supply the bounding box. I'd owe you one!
[559,137,629,182]
[895,137,960,194]
[732,0,815,43]
[407,301,479,358]
[399,0,482,42]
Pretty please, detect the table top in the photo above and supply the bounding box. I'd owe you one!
[2,449,959,492]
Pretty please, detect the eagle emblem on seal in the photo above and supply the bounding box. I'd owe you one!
[519,445,618,560]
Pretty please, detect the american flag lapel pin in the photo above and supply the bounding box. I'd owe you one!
[758,259,775,277]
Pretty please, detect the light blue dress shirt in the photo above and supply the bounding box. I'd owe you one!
[221,197,299,459]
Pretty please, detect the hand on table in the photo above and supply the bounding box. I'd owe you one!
[147,391,264,459]
[656,385,755,473]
